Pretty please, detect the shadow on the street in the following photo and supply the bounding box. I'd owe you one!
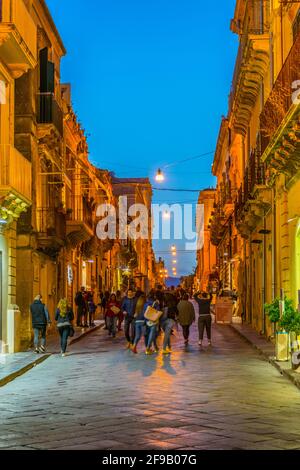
[160,355,177,375]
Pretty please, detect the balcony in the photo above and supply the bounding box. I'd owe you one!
[209,202,228,247]
[220,181,234,218]
[0,0,37,74]
[66,198,94,247]
[260,29,300,178]
[0,144,31,223]
[235,150,271,237]
[229,1,269,135]
[37,93,64,138]
[36,207,66,257]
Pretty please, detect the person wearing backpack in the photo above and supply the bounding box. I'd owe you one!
[30,294,51,353]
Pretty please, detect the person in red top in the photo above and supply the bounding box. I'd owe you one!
[106,293,121,338]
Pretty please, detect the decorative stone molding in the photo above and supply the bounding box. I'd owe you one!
[232,36,269,136]
[235,187,272,237]
[7,63,30,79]
[264,111,300,177]
[0,32,9,47]
[0,193,30,227]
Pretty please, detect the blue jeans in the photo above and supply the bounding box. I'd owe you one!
[108,316,117,337]
[58,326,70,353]
[146,323,158,350]
[124,317,135,343]
[162,318,175,350]
[33,326,46,348]
[133,321,145,346]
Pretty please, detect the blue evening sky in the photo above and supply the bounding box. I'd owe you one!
[47,0,238,278]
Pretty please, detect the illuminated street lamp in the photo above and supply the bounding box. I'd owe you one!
[155,168,165,182]
[163,210,170,219]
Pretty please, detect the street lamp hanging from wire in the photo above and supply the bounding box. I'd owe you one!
[155,168,165,182]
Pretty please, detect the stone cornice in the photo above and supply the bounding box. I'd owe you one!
[212,117,229,176]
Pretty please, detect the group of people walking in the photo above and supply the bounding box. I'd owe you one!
[30,287,213,357]
[30,294,75,356]
[101,287,213,355]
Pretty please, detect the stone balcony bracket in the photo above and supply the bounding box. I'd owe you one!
[232,35,269,136]
[0,193,30,227]
[262,107,300,177]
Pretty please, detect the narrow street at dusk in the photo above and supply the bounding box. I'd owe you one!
[1,0,300,457]
[1,307,300,451]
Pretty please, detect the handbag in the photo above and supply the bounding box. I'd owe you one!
[111,305,121,315]
[144,303,163,323]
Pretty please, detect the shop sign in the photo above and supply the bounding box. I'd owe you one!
[67,264,73,286]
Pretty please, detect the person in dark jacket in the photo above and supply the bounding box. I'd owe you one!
[102,290,110,329]
[177,293,195,345]
[87,291,96,327]
[30,294,51,353]
[194,291,213,347]
[121,289,137,348]
[55,298,74,357]
[116,290,124,331]
[161,295,178,354]
[74,288,87,327]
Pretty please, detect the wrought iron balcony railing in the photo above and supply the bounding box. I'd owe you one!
[260,28,300,153]
[36,207,66,241]
[235,150,266,219]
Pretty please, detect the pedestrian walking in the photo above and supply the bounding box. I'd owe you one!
[99,291,104,315]
[177,293,195,345]
[144,290,161,355]
[102,290,110,329]
[106,293,121,338]
[194,291,213,347]
[82,288,89,327]
[161,295,178,354]
[116,290,124,331]
[74,287,87,327]
[131,294,146,354]
[30,294,51,353]
[55,298,74,357]
[87,291,96,327]
[121,288,137,348]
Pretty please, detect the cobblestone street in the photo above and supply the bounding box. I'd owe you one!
[1,314,300,450]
